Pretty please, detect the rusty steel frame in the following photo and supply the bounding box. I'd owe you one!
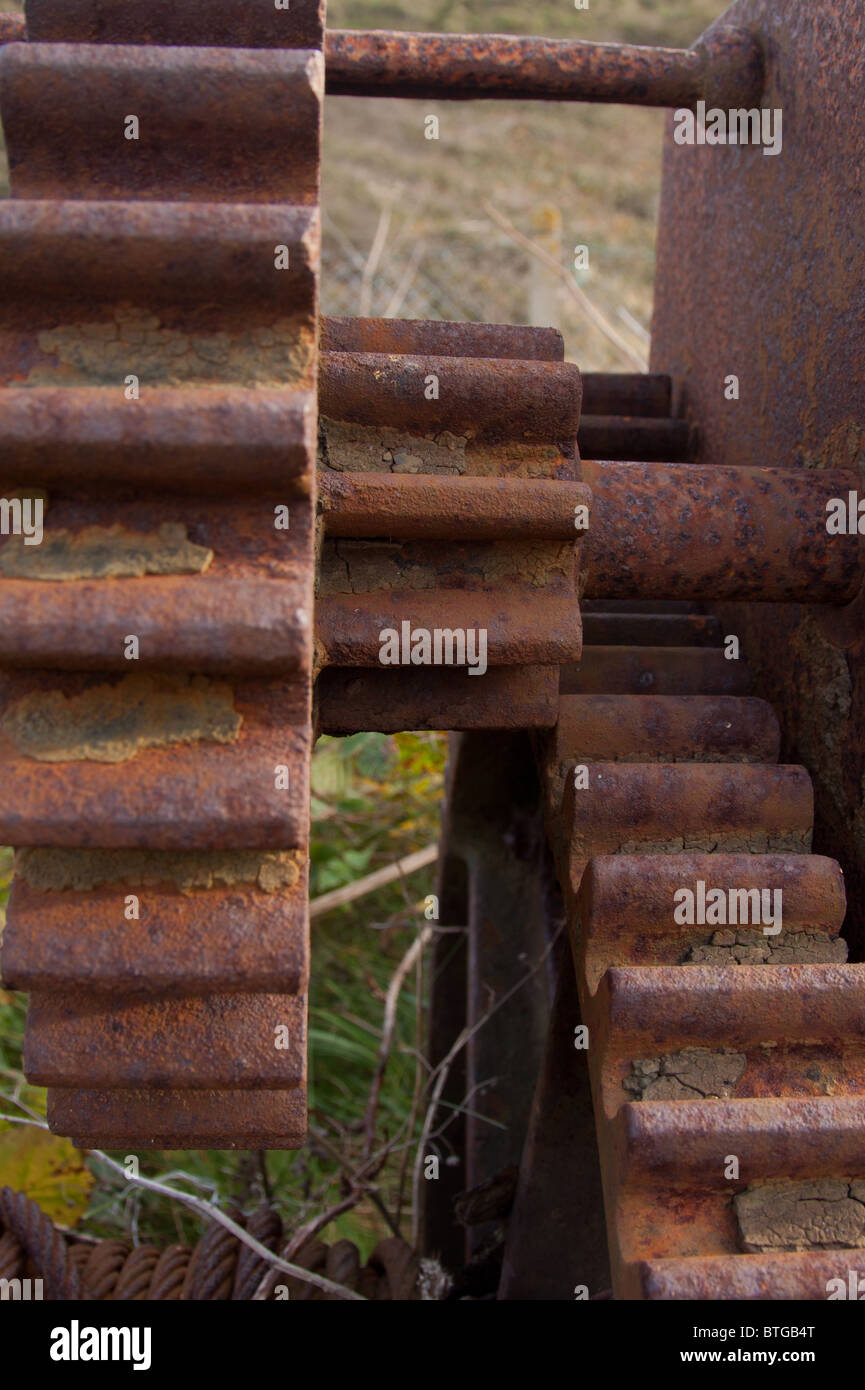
[0,0,862,1307]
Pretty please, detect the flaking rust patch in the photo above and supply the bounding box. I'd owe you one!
[735,1181,865,1252]
[624,1048,746,1101]
[318,537,573,595]
[320,418,468,475]
[15,847,303,894]
[0,523,212,580]
[686,928,847,966]
[28,307,315,388]
[2,673,242,763]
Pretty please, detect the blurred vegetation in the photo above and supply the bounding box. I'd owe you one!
[0,735,445,1257]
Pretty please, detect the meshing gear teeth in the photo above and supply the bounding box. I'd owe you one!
[1,0,864,1308]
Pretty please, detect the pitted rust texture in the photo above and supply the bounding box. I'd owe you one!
[544,615,865,1299]
[320,352,581,444]
[651,0,865,958]
[317,589,583,669]
[0,1,322,1147]
[316,665,560,736]
[3,863,308,994]
[0,522,212,580]
[579,460,865,603]
[49,1087,308,1152]
[315,320,583,724]
[554,695,781,766]
[321,316,565,364]
[319,472,590,542]
[0,386,316,494]
[14,846,303,894]
[26,990,307,1090]
[565,763,813,885]
[0,44,324,204]
[1,673,242,762]
[324,25,763,108]
[735,1182,865,1253]
[25,0,326,47]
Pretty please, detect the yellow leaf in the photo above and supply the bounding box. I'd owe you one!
[0,1126,93,1227]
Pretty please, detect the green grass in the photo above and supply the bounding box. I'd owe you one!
[0,736,444,1258]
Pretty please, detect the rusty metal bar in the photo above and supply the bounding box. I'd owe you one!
[0,387,316,493]
[2,867,309,994]
[614,1096,865,1186]
[320,351,581,442]
[564,761,813,887]
[561,647,751,696]
[581,613,721,647]
[321,316,564,363]
[317,665,559,734]
[316,590,583,668]
[0,201,320,305]
[324,27,764,108]
[578,852,846,991]
[319,471,590,541]
[579,373,671,419]
[49,1088,307,1151]
[22,0,326,47]
[554,694,781,765]
[578,415,692,461]
[580,461,865,602]
[0,43,324,203]
[0,578,309,672]
[599,962,863,1050]
[636,1253,865,1303]
[26,991,307,1089]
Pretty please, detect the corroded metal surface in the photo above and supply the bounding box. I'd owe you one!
[320,351,581,442]
[580,460,865,602]
[319,471,590,541]
[324,26,763,108]
[316,320,585,733]
[542,607,865,1301]
[0,0,322,1149]
[651,0,865,966]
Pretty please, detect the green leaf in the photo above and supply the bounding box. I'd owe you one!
[0,1126,93,1227]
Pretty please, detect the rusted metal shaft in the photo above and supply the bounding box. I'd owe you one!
[316,591,583,668]
[320,351,581,442]
[580,461,865,602]
[579,373,671,419]
[0,16,765,109]
[321,316,564,364]
[578,415,692,461]
[324,28,763,108]
[317,666,559,734]
[319,471,590,540]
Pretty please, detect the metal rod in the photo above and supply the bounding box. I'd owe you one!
[0,19,764,109]
[319,471,590,541]
[325,29,704,105]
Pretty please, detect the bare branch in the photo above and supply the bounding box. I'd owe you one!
[483,200,648,371]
